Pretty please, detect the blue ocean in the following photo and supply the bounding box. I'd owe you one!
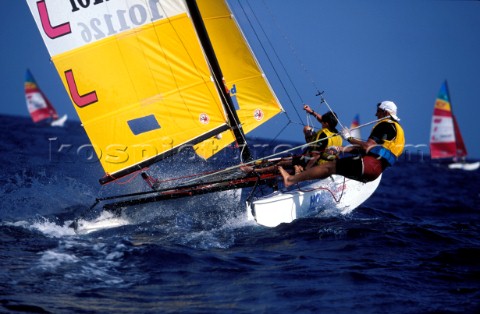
[1,114,479,313]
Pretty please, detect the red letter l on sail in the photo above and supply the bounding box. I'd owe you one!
[65,70,98,108]
[37,0,71,39]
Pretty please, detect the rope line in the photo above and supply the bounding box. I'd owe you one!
[295,176,346,203]
[317,92,347,131]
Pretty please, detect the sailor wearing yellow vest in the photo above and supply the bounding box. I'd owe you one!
[240,105,342,175]
[279,101,405,186]
[299,106,343,169]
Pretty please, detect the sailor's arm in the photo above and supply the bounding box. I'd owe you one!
[341,137,377,153]
[303,105,322,123]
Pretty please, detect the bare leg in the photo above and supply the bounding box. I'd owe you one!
[305,155,320,170]
[240,165,255,173]
[240,159,293,174]
[279,161,336,188]
[240,164,278,174]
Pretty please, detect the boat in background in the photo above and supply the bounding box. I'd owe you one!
[350,114,361,139]
[24,69,67,127]
[430,81,479,171]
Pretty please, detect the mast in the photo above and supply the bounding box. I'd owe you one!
[185,0,252,162]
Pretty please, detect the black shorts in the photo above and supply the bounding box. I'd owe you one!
[336,156,363,181]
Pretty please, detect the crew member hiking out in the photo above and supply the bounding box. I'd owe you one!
[279,100,405,187]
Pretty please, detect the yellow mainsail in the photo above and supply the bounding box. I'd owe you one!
[27,0,283,183]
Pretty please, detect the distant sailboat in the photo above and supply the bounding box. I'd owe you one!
[430,81,479,171]
[350,114,361,139]
[24,69,67,127]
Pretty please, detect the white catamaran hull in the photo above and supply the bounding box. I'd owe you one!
[50,114,68,127]
[448,161,480,171]
[246,174,381,227]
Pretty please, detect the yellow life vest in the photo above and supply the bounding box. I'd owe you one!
[312,128,342,164]
[324,128,343,148]
[311,128,342,151]
[369,119,405,165]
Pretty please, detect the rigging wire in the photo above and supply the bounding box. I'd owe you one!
[250,0,357,136]
[236,0,350,153]
[258,0,324,100]
[237,0,304,123]
[317,91,347,132]
[232,0,306,159]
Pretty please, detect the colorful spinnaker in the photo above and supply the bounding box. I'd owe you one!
[26,0,283,183]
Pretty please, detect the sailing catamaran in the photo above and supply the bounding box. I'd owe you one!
[430,81,479,171]
[27,0,381,229]
[25,69,67,127]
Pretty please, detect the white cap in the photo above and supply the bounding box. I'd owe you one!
[378,101,400,121]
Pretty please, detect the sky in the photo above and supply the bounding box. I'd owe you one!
[2,0,480,159]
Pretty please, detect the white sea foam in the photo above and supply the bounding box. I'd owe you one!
[31,218,78,237]
[3,218,77,237]
[38,250,79,269]
[74,210,130,235]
